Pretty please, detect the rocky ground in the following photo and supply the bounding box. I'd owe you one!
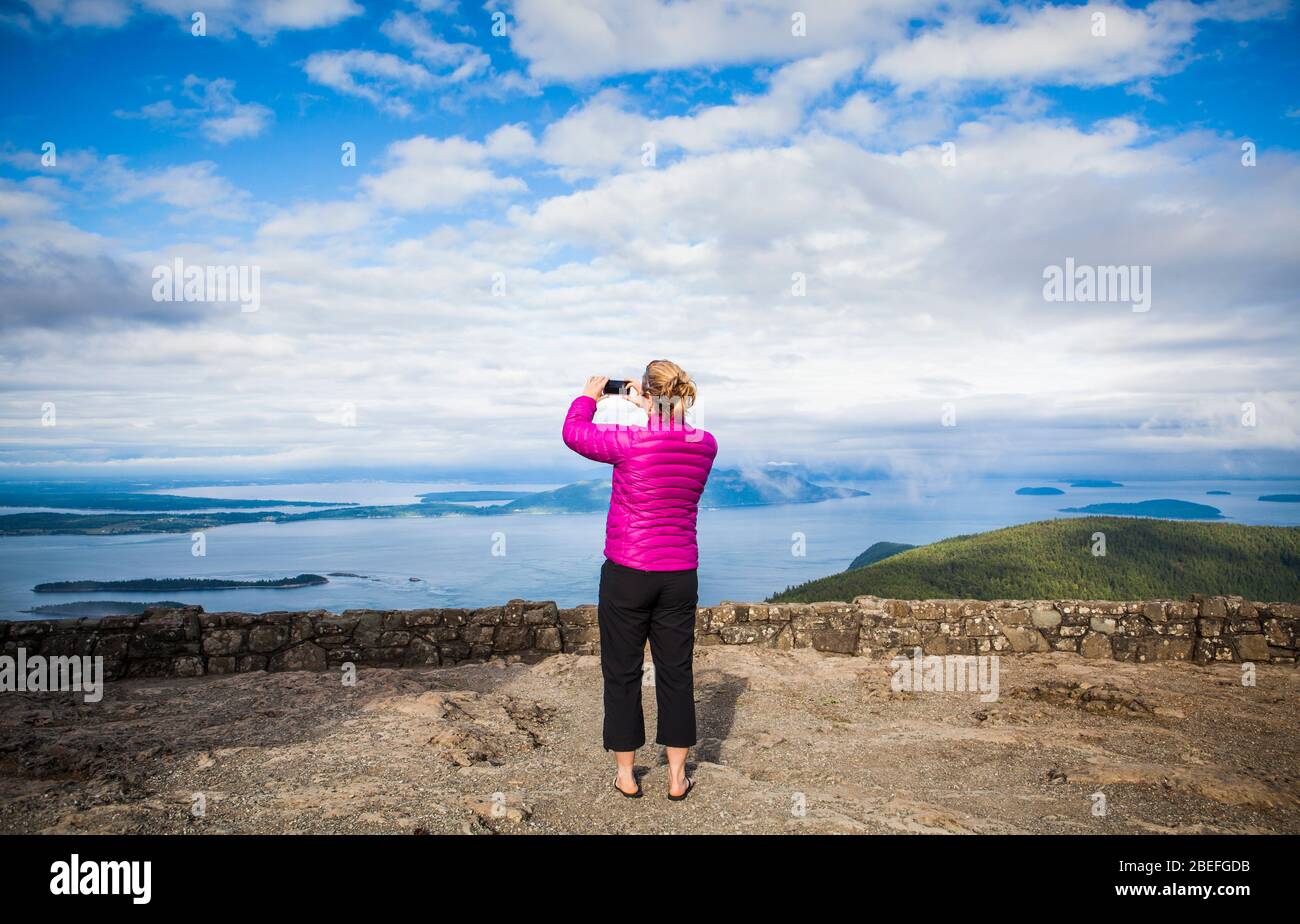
[1,647,1296,834]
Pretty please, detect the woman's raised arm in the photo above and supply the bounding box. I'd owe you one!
[562,377,635,465]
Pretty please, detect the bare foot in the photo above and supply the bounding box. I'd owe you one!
[615,770,639,796]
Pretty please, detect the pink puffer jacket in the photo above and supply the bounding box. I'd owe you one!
[562,395,718,571]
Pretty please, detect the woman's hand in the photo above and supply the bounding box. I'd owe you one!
[624,379,650,411]
[582,376,609,401]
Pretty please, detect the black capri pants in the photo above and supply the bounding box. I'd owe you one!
[597,559,698,751]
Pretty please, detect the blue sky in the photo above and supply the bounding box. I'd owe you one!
[1,0,1298,483]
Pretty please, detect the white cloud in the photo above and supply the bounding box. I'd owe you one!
[115,75,273,144]
[870,1,1288,91]
[1,145,257,225]
[257,200,376,239]
[814,92,888,140]
[306,11,540,115]
[536,89,651,178]
[655,49,862,150]
[507,0,933,82]
[381,9,490,83]
[0,178,58,220]
[485,123,538,161]
[360,135,527,211]
[250,0,361,32]
[254,129,536,237]
[303,50,436,117]
[201,106,272,143]
[538,49,862,176]
[23,0,132,27]
[20,0,362,34]
[99,157,253,221]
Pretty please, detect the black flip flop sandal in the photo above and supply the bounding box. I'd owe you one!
[614,775,643,798]
[667,777,695,802]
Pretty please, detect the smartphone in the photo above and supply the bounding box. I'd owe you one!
[602,379,631,395]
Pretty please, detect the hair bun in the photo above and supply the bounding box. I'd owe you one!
[643,360,696,412]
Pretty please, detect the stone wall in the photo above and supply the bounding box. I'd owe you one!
[698,596,1297,665]
[1,595,1295,681]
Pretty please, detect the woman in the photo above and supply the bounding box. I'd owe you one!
[562,360,717,801]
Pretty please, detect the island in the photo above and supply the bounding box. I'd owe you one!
[846,541,916,571]
[25,600,189,618]
[1259,494,1300,503]
[1057,499,1224,520]
[700,468,867,507]
[417,490,525,502]
[1016,486,1065,496]
[1069,480,1124,488]
[34,574,329,593]
[1207,490,1231,496]
[481,481,602,513]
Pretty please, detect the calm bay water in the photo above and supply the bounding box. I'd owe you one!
[2,478,1298,619]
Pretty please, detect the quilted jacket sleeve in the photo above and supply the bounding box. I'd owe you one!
[562,395,633,465]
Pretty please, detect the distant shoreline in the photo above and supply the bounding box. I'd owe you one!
[0,470,869,536]
[24,600,187,618]
[33,574,329,593]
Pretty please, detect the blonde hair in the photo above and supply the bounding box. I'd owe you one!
[642,359,697,422]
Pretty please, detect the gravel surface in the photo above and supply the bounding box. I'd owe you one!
[1,647,1296,834]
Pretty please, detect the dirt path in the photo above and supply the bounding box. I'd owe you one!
[1,648,1296,834]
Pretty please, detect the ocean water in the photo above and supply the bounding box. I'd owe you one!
[1,478,1297,619]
